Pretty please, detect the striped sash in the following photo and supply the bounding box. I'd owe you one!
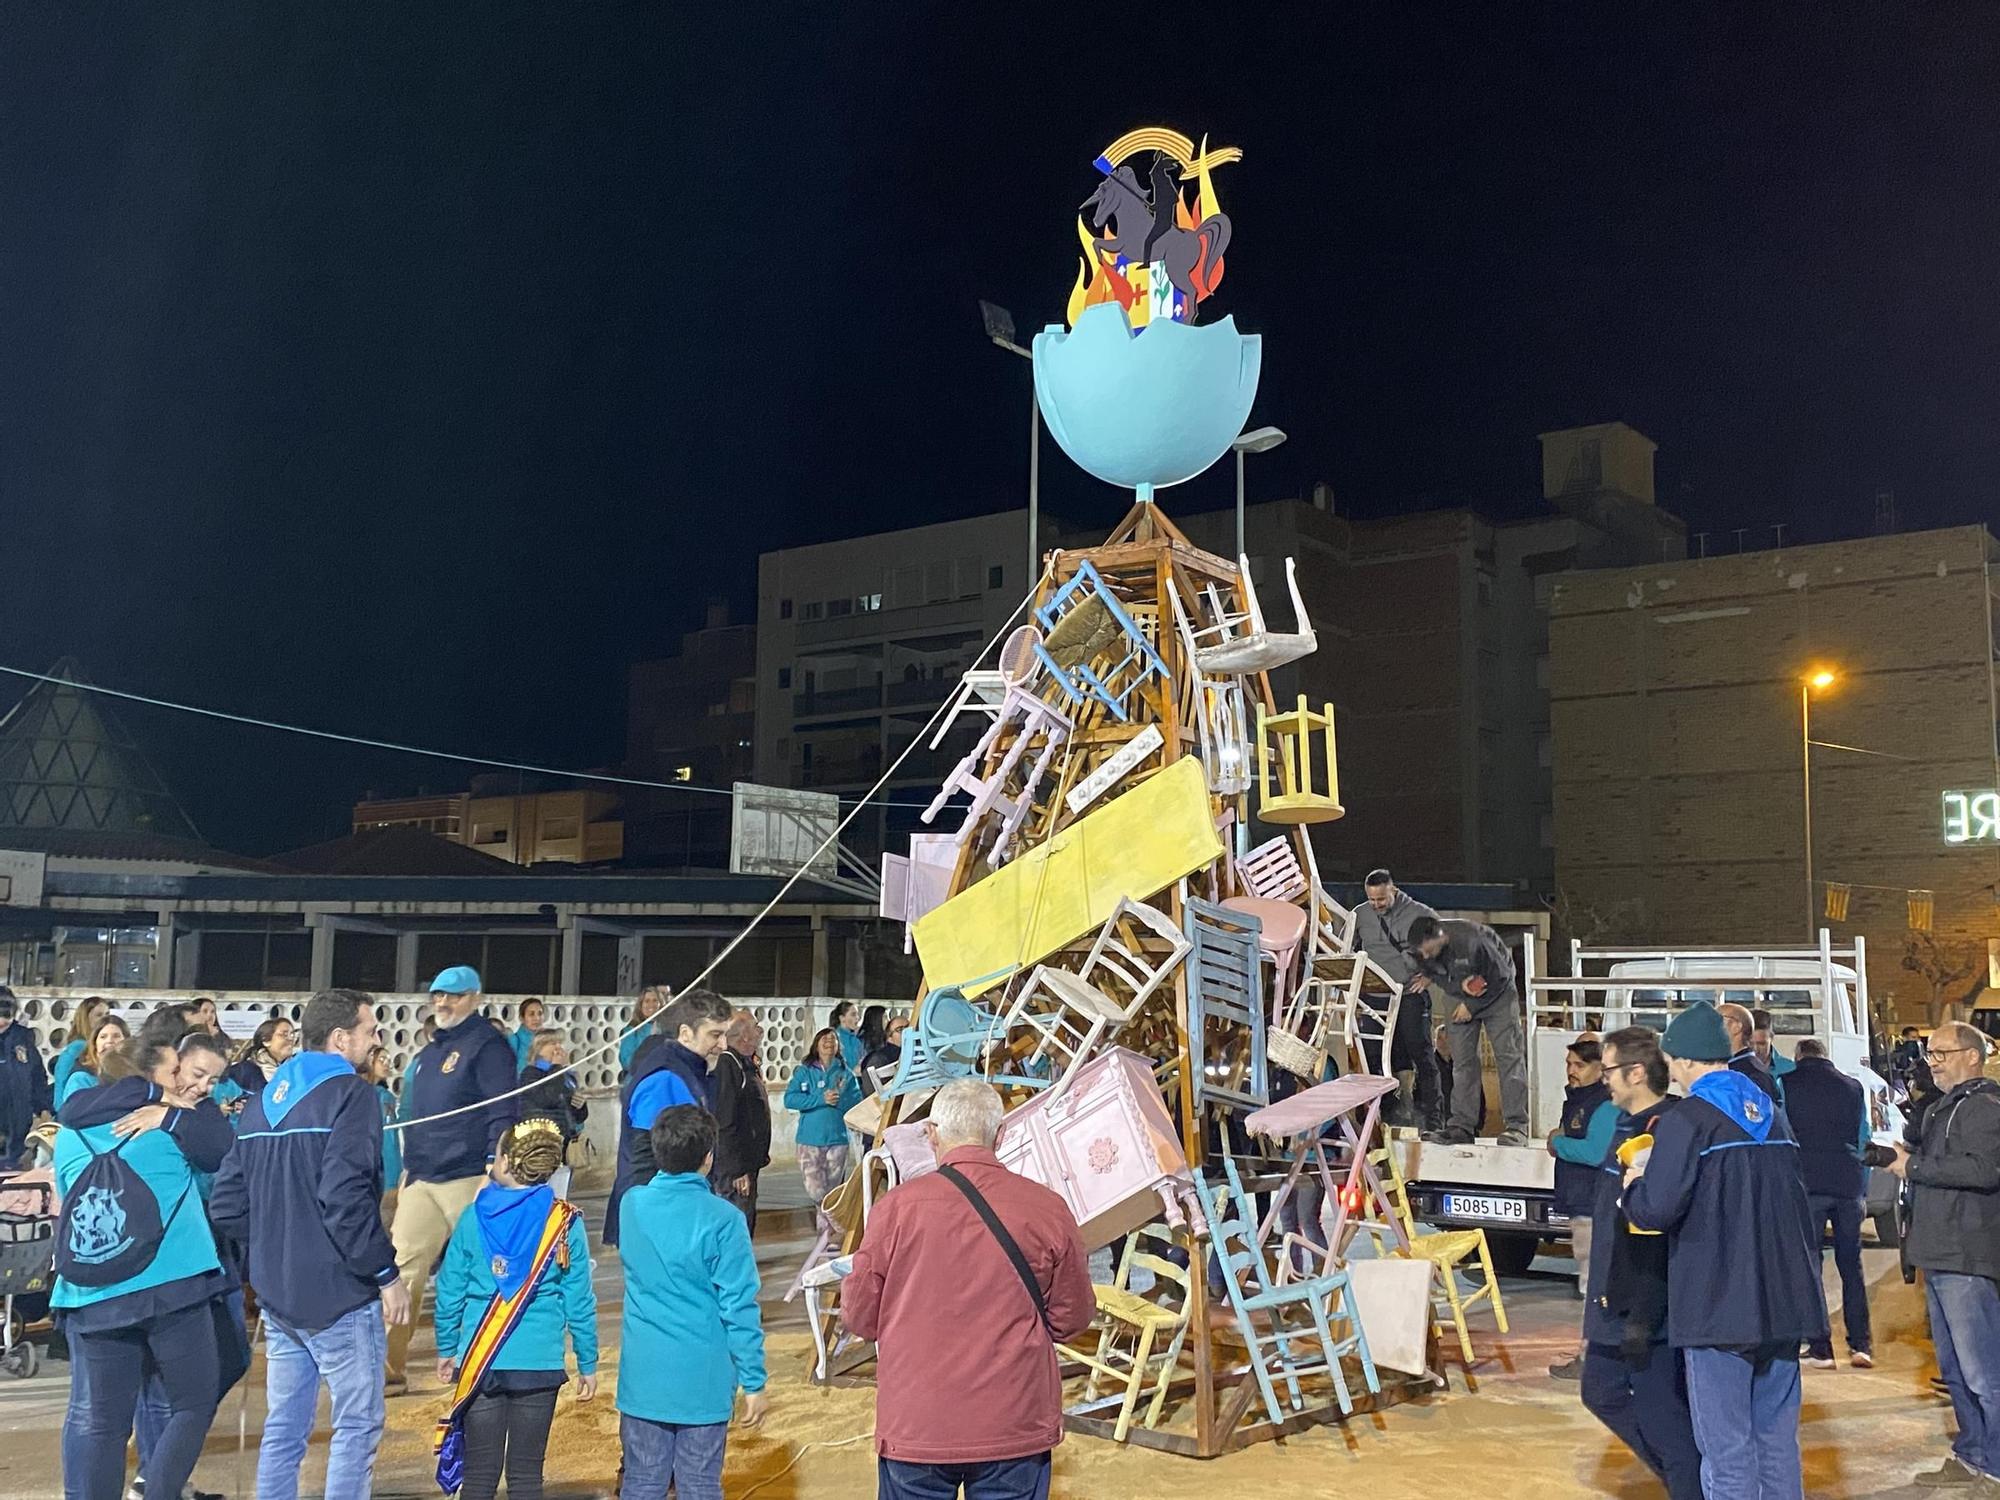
[433,1199,578,1494]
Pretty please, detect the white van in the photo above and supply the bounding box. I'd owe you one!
[1405,931,1902,1274]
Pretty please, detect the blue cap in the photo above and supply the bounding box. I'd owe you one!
[428,965,482,995]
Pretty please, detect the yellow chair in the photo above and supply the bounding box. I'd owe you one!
[1059,1225,1194,1442]
[1368,1144,1508,1365]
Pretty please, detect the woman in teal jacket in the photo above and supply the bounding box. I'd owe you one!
[785,1028,861,1234]
[56,1014,130,1109]
[50,996,110,1102]
[434,1119,598,1500]
[54,1036,233,1500]
[366,1045,402,1194]
[618,985,669,1077]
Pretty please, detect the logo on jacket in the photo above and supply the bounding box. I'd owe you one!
[270,1081,289,1104]
[11,1045,23,1065]
[442,1050,462,1075]
[490,1255,509,1281]
[68,1187,135,1266]
[1744,1096,1764,1124]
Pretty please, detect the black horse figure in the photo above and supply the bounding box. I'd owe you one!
[1081,154,1232,312]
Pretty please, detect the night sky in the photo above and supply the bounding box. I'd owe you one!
[5,4,1999,853]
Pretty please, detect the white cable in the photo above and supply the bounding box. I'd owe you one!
[736,1431,873,1498]
[387,566,1052,1133]
[0,664,941,810]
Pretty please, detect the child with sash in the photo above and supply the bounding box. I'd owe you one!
[433,1118,598,1500]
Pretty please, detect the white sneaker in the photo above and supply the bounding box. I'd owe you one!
[1852,1349,1875,1369]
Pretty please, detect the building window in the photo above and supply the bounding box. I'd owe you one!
[778,666,792,689]
[802,600,824,620]
[828,598,853,617]
[671,766,693,783]
[857,592,882,612]
[988,563,1004,589]
[473,824,508,845]
[779,598,793,619]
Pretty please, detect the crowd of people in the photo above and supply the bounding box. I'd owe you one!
[0,973,778,1500]
[6,959,2000,1500]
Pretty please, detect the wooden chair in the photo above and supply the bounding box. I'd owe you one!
[1255,696,1344,825]
[1369,1143,1508,1365]
[1167,577,1254,794]
[1184,897,1269,1110]
[1184,555,1318,676]
[1059,1224,1194,1442]
[1032,560,1169,723]
[1191,1156,1380,1425]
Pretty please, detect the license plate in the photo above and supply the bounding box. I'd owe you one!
[1442,1192,1527,1223]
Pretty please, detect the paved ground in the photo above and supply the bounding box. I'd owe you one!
[0,1171,1969,1497]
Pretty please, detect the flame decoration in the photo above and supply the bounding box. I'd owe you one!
[1067,130,1241,328]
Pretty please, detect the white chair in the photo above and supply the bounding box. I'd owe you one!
[926,625,1044,749]
[1167,579,1254,795]
[879,831,959,952]
[1185,554,1317,676]
[921,682,1071,867]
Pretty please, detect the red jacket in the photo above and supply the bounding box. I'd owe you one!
[842,1145,1096,1463]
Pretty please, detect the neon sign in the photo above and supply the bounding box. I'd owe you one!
[1942,790,2000,843]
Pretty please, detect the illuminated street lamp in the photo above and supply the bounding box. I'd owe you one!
[1231,426,1288,560]
[1801,667,1838,939]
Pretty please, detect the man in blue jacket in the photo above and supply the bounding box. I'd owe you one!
[605,987,732,1246]
[384,965,517,1393]
[1786,1037,1872,1370]
[1625,1001,1826,1499]
[0,986,52,1168]
[210,989,407,1500]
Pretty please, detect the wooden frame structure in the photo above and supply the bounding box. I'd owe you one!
[807,501,1426,1456]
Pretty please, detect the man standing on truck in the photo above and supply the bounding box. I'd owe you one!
[1624,1001,1825,1498]
[1354,870,1445,1134]
[1407,915,1530,1147]
[1578,1025,1702,1500]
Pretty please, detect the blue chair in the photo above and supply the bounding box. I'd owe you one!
[880,986,1004,1098]
[1185,897,1269,1109]
[1031,560,1169,723]
[1191,1153,1380,1426]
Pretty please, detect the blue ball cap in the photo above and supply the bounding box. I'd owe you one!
[428,965,483,996]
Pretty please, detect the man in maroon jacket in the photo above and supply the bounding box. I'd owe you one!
[843,1078,1095,1499]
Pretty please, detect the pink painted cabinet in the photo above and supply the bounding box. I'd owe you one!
[994,1046,1204,1250]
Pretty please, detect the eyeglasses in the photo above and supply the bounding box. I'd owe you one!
[1926,1046,1977,1062]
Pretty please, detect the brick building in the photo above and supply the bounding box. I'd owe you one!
[1549,524,2000,1024]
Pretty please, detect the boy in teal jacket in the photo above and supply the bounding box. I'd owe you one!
[434,1119,598,1500]
[616,1105,768,1500]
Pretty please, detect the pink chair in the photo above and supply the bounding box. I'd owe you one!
[1222,894,1308,1040]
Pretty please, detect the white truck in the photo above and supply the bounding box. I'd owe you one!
[1404,929,1902,1275]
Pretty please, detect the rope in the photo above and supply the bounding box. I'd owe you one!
[386,567,1052,1133]
[736,1431,873,1498]
[0,663,942,810]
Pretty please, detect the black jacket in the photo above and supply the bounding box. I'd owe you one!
[1784,1055,1866,1199]
[401,1014,518,1183]
[1728,1049,1783,1107]
[605,1034,712,1246]
[517,1061,587,1144]
[1585,1094,1679,1349]
[0,1020,51,1165]
[1415,919,1517,1018]
[1902,1077,2000,1281]
[711,1048,772,1181]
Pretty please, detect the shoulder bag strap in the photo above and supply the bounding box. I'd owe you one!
[935,1163,1053,1337]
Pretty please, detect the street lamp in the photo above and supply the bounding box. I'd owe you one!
[980,300,1039,584]
[1801,666,1839,939]
[1231,426,1288,560]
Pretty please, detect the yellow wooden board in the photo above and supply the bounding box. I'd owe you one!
[913,755,1222,996]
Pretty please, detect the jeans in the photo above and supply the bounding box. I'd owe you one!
[1683,1343,1804,1499]
[135,1292,250,1470]
[64,1299,221,1500]
[1805,1194,1871,1358]
[1927,1270,2000,1479]
[460,1386,560,1500]
[259,1302,389,1500]
[878,1454,1053,1499]
[1446,995,1529,1136]
[619,1413,727,1500]
[1581,1342,1704,1500]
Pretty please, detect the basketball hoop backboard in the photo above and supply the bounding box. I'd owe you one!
[730,783,841,879]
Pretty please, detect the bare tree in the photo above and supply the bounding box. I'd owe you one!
[1901,933,1989,1027]
[1546,886,1646,950]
